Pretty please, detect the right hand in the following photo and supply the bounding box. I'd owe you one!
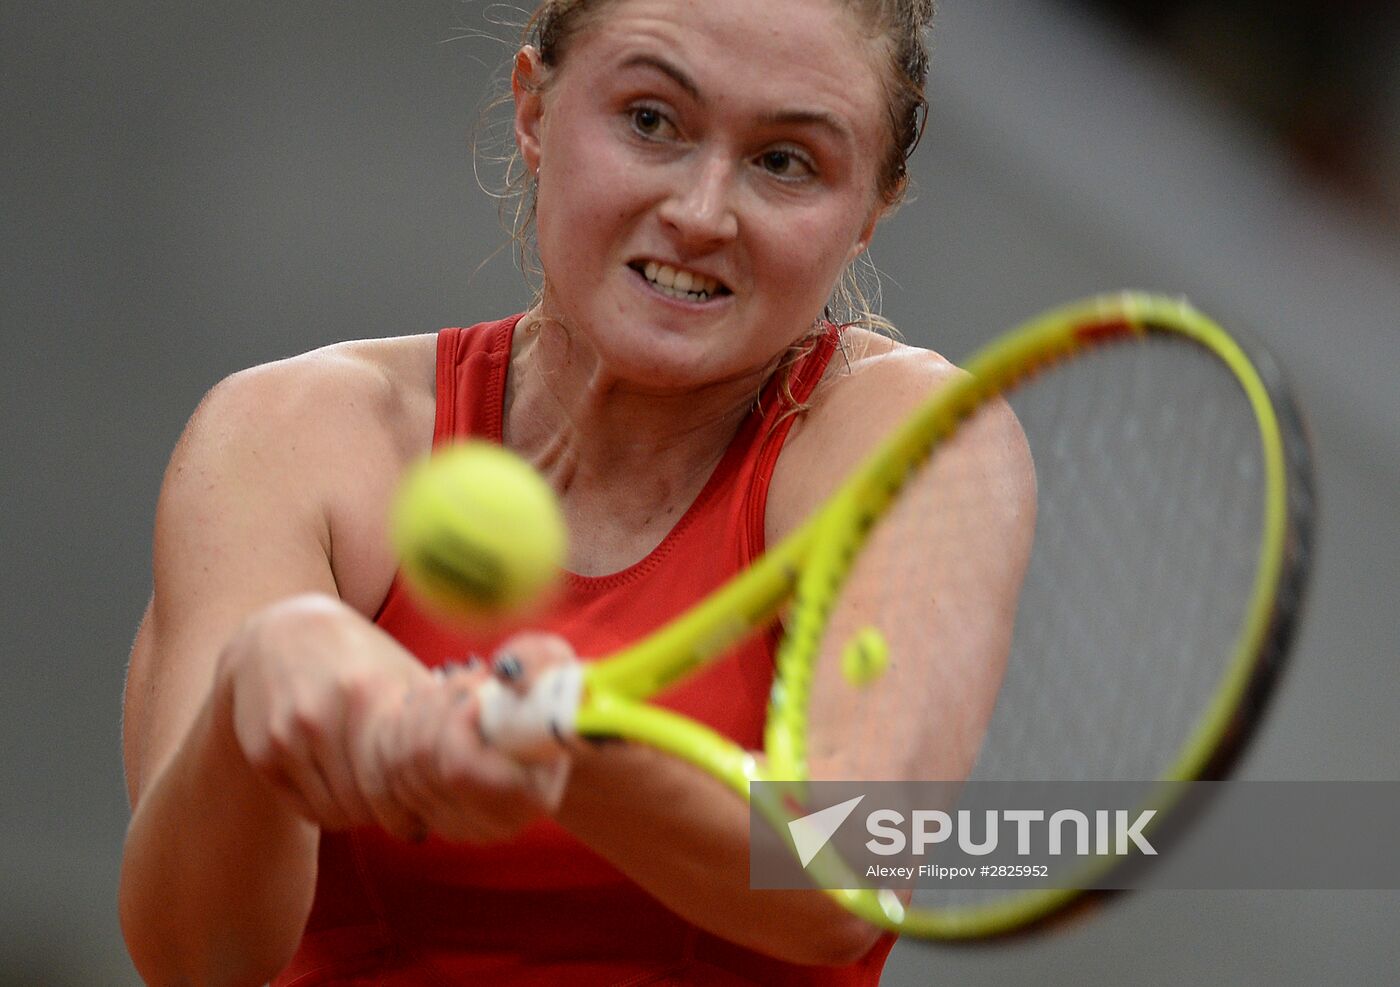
[220,593,565,844]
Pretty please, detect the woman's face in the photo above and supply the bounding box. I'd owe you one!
[515,0,890,393]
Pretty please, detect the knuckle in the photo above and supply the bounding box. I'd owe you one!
[287,703,328,745]
[261,724,294,760]
[241,735,280,773]
[435,745,474,788]
[339,674,381,715]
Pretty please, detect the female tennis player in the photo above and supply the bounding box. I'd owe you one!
[119,0,1034,983]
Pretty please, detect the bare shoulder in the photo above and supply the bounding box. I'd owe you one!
[767,328,1033,541]
[817,327,962,415]
[192,333,437,459]
[165,332,438,613]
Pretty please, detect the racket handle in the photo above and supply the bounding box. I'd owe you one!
[476,662,585,759]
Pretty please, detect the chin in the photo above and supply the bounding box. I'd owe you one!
[546,282,791,393]
[606,339,728,392]
[598,326,759,394]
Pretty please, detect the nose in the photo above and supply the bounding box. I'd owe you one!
[657,152,739,249]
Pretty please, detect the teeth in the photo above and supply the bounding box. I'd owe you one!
[639,262,720,301]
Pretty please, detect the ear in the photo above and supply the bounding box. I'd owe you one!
[512,46,548,176]
[849,207,881,262]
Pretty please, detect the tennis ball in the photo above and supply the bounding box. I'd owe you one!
[841,627,890,687]
[391,441,567,623]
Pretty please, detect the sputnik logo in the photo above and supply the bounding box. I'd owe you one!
[787,795,865,867]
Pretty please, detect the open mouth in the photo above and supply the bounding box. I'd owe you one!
[629,261,732,303]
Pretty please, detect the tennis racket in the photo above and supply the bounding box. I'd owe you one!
[471,291,1314,938]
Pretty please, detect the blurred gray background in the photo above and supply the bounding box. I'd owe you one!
[2,1,1396,983]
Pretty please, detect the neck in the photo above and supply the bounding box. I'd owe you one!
[503,309,773,568]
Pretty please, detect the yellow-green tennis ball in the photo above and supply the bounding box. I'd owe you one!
[391,441,567,622]
[841,627,890,687]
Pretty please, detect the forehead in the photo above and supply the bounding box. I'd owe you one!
[556,0,888,130]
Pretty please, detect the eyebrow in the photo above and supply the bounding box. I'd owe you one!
[618,53,701,101]
[758,108,854,146]
[616,52,854,146]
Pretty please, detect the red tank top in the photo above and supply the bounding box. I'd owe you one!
[275,315,894,986]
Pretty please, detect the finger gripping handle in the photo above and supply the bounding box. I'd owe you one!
[477,663,585,757]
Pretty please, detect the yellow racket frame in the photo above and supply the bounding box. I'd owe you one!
[564,292,1294,938]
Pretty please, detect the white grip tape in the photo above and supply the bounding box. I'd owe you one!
[476,662,585,758]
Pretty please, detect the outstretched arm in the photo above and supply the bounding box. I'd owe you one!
[120,349,556,986]
[120,364,348,986]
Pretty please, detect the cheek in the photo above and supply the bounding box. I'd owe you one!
[553,133,618,202]
[753,208,859,304]
[537,137,641,269]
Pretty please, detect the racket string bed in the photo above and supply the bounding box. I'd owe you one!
[966,340,1249,784]
[908,324,1292,924]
